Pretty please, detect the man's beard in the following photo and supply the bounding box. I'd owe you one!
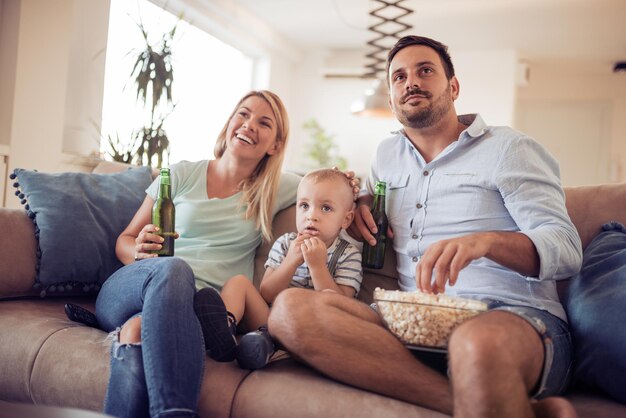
[396,83,453,129]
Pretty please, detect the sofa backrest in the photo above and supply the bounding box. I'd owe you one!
[1,160,624,302]
[564,184,626,249]
[255,183,626,304]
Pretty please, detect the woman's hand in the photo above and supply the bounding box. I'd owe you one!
[133,225,179,261]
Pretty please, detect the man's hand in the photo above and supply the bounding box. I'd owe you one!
[333,167,360,200]
[300,237,328,270]
[416,233,491,294]
[347,204,375,243]
[347,203,394,245]
[416,231,540,294]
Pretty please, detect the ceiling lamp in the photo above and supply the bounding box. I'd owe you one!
[350,78,391,117]
[351,0,414,118]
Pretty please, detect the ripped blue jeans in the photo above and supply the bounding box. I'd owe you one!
[96,257,204,418]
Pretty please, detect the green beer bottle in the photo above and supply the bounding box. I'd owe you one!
[362,181,388,269]
[151,168,175,256]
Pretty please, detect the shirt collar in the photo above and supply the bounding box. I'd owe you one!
[326,235,343,253]
[458,113,487,139]
[391,113,487,142]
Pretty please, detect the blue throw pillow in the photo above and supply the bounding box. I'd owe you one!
[11,167,153,297]
[562,221,626,404]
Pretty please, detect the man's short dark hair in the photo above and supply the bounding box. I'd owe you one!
[386,36,455,80]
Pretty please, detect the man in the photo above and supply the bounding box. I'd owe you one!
[269,35,582,418]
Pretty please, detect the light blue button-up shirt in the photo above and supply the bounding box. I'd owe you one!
[363,114,582,321]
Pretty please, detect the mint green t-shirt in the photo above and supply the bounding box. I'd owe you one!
[147,160,300,289]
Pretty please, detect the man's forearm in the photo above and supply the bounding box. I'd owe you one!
[483,231,540,277]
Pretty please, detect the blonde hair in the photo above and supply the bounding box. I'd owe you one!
[213,90,289,242]
[302,168,355,208]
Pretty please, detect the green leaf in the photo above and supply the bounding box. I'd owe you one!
[302,118,347,170]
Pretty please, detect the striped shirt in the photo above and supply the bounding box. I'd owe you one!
[264,232,363,296]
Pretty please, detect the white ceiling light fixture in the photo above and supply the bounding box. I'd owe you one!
[351,0,414,118]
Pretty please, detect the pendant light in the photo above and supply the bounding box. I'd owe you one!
[350,78,391,118]
[351,0,413,118]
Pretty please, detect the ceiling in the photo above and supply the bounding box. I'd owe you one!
[232,0,626,67]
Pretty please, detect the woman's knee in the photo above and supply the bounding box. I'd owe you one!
[158,257,194,281]
[119,316,142,344]
[148,257,196,297]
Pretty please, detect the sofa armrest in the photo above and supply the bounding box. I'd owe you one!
[0,209,38,298]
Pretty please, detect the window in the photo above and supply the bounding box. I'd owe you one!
[101,0,254,164]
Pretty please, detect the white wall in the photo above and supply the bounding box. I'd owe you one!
[282,48,519,177]
[1,0,621,208]
[453,49,518,127]
[515,61,626,185]
[62,0,110,157]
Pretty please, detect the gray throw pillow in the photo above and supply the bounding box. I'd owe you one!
[11,167,153,297]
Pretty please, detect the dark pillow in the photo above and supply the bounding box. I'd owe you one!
[562,221,626,403]
[11,167,153,297]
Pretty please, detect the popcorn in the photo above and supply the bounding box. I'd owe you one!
[374,288,488,348]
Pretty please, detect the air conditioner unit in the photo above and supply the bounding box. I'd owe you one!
[321,50,368,79]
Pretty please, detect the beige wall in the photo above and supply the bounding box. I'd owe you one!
[283,48,520,178]
[0,0,18,150]
[1,0,622,207]
[515,61,626,186]
[0,0,17,206]
[0,0,110,209]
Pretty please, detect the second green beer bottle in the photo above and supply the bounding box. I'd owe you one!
[151,168,175,256]
[362,181,388,269]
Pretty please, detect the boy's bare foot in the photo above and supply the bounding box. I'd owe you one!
[531,397,577,418]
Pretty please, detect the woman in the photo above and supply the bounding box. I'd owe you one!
[95,90,299,418]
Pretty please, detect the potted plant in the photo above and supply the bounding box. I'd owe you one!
[104,17,178,168]
[129,19,177,167]
[302,119,347,170]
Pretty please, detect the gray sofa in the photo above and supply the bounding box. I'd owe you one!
[1,162,626,417]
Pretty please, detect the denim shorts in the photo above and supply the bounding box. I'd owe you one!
[378,301,573,399]
[488,301,573,399]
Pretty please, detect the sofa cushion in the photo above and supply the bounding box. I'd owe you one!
[563,222,626,404]
[11,167,153,297]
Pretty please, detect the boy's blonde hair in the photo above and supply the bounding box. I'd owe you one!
[213,90,289,242]
[301,168,355,208]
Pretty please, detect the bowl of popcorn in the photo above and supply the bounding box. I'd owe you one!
[374,288,488,349]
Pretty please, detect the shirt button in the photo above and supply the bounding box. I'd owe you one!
[423,170,429,176]
[416,203,423,209]
[412,256,418,262]
[412,234,418,239]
